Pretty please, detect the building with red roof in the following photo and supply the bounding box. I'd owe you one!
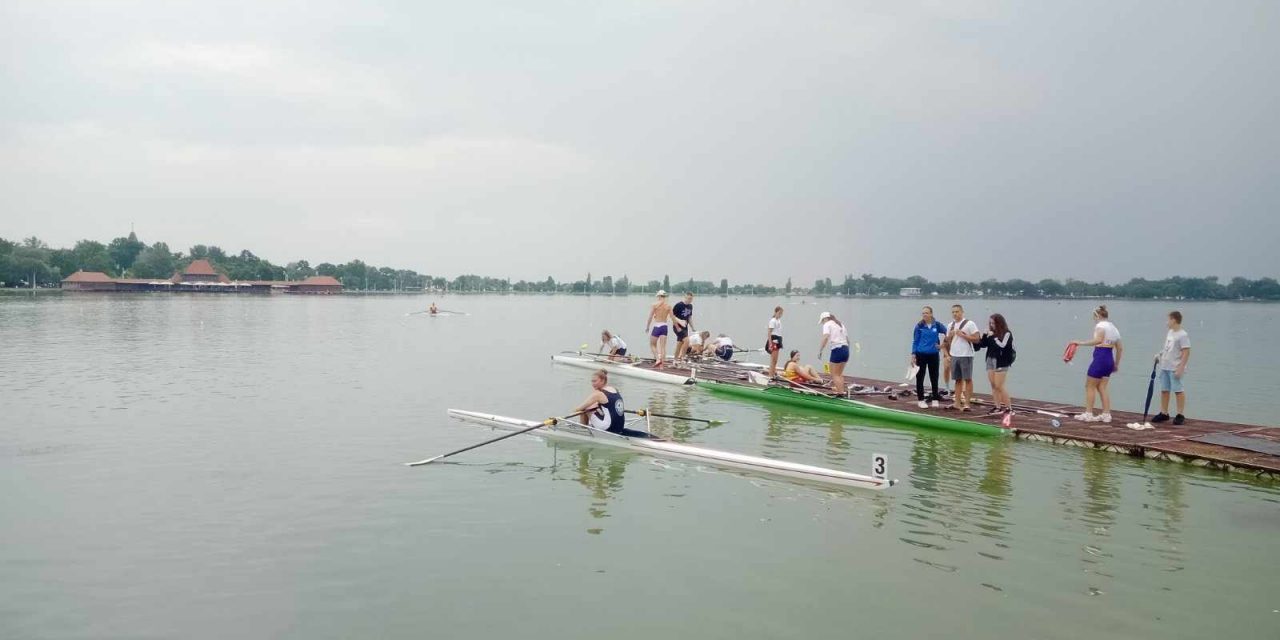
[60,261,342,295]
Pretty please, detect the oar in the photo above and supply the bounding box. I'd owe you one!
[627,409,725,425]
[406,412,578,466]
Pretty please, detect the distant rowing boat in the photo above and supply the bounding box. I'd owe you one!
[551,353,694,386]
[446,409,895,490]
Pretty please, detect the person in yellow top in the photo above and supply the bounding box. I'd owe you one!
[780,350,823,384]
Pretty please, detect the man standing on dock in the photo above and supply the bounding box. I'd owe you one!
[946,304,981,411]
[672,292,695,363]
[1153,310,1191,425]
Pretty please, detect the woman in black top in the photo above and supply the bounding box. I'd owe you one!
[979,314,1015,414]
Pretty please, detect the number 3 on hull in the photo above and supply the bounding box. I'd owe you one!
[871,453,888,480]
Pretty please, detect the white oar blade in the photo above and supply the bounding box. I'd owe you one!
[405,455,443,467]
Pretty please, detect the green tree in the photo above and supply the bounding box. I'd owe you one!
[785,277,792,294]
[131,242,179,278]
[71,240,114,274]
[719,278,728,295]
[662,274,670,292]
[0,239,56,286]
[285,260,315,280]
[108,232,146,273]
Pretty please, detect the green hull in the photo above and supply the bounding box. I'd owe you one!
[698,381,1007,437]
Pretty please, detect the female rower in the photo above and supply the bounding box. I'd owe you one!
[711,334,735,361]
[574,369,654,438]
[979,314,1015,415]
[765,306,784,376]
[688,331,710,357]
[600,330,627,361]
[817,311,850,394]
[428,302,438,315]
[1070,305,1123,423]
[781,350,823,384]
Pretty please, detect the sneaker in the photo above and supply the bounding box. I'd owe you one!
[917,400,929,409]
[1098,413,1112,424]
[1173,414,1185,425]
[1151,413,1170,423]
[986,406,1003,415]
[1074,412,1095,422]
[930,400,940,408]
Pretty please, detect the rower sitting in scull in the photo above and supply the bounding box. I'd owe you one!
[573,369,655,438]
[600,330,628,361]
[781,350,823,384]
[428,302,439,315]
[710,334,735,361]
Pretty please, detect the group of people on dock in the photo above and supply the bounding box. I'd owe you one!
[603,291,1194,426]
[910,303,1191,424]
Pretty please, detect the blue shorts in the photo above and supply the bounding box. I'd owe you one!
[1158,369,1184,393]
[829,345,850,364]
[614,347,627,357]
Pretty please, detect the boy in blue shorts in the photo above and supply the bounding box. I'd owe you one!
[1152,310,1191,425]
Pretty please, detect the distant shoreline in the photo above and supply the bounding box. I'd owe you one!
[5,287,1275,303]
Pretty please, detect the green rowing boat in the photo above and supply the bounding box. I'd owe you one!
[697,380,1008,437]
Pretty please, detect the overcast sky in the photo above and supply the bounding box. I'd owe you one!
[1,0,1276,284]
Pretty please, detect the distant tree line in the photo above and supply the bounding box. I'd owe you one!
[3,233,1276,299]
[0,233,433,292]
[808,273,1280,300]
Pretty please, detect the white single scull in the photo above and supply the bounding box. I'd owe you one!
[444,409,895,491]
[551,353,694,386]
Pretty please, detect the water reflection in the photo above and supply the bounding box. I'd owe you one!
[552,446,631,535]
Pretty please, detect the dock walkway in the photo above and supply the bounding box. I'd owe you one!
[628,359,1280,479]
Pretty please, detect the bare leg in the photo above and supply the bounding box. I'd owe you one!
[649,334,659,364]
[987,370,998,405]
[1159,390,1171,414]
[1084,378,1098,414]
[657,335,668,365]
[831,362,847,395]
[1175,391,1186,415]
[768,348,780,376]
[1099,377,1112,415]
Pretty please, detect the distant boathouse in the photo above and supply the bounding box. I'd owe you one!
[61,259,342,294]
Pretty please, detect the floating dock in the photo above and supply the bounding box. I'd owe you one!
[553,357,1280,479]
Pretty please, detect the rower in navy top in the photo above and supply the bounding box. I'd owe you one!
[573,369,654,438]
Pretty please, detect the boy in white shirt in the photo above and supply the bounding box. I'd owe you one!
[1152,310,1191,425]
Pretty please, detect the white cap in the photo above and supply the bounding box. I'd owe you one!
[656,290,667,297]
[819,311,832,321]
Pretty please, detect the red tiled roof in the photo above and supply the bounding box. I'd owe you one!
[62,270,113,283]
[183,259,218,276]
[299,276,341,286]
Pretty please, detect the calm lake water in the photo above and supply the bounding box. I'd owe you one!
[2,294,1277,639]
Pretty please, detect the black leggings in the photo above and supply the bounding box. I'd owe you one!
[914,352,941,401]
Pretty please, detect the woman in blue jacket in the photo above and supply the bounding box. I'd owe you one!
[910,306,948,409]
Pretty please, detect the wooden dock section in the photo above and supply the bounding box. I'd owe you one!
[844,375,1280,479]
[591,358,1279,479]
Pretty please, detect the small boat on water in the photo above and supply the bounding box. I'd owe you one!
[445,409,895,491]
[551,353,695,386]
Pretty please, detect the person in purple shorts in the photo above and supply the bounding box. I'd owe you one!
[645,290,673,367]
[1070,305,1123,424]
